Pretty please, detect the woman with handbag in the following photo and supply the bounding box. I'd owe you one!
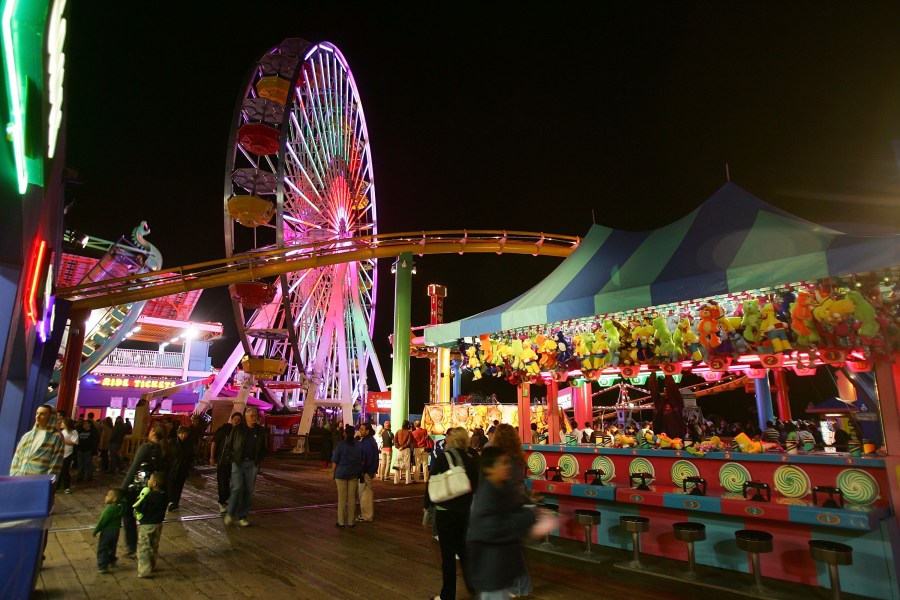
[121,424,171,556]
[425,427,479,600]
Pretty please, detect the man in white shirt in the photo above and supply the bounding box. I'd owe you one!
[580,422,594,444]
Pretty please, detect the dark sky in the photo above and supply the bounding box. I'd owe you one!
[63,3,900,413]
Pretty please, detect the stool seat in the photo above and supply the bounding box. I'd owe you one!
[574,509,602,558]
[809,540,853,566]
[809,539,853,599]
[620,515,650,533]
[673,522,706,542]
[574,509,602,526]
[735,529,773,554]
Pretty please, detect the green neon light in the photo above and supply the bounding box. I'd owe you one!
[1,0,28,193]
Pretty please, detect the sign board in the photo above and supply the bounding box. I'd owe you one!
[109,397,123,409]
[365,391,391,413]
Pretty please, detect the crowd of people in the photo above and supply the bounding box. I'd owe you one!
[13,404,556,596]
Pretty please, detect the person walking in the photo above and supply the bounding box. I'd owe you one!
[331,424,362,528]
[393,420,413,485]
[121,424,171,557]
[75,417,99,482]
[492,423,535,598]
[425,427,479,600]
[378,421,393,480]
[466,446,557,599]
[222,406,267,527]
[57,418,78,493]
[93,487,125,574]
[167,426,190,511]
[319,423,334,469]
[97,417,113,472]
[133,471,168,578]
[411,420,430,482]
[357,423,379,522]
[210,412,242,513]
[109,416,127,474]
[10,404,64,477]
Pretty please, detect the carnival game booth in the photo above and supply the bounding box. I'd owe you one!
[425,183,900,598]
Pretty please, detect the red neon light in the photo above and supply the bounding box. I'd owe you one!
[25,240,47,325]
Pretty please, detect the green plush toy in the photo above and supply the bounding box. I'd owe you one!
[846,290,880,339]
[653,315,677,362]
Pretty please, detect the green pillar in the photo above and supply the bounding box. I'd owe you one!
[391,253,414,428]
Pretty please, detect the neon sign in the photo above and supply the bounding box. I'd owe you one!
[46,0,65,158]
[24,238,45,325]
[99,378,178,389]
[1,0,28,192]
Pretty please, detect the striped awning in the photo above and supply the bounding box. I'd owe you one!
[425,183,899,346]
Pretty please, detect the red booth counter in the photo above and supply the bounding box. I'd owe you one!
[525,444,897,599]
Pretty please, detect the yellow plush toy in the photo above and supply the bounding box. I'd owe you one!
[733,432,763,453]
[615,433,637,448]
[573,333,591,368]
[538,335,559,370]
[466,345,482,380]
[520,342,540,375]
[760,302,792,353]
[677,318,703,361]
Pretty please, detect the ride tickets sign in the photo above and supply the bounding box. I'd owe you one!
[365,391,391,413]
[99,377,177,389]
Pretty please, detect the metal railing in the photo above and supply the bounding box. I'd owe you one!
[101,348,185,370]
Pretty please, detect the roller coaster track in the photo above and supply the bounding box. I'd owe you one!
[56,230,580,310]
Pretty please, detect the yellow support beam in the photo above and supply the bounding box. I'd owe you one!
[57,230,580,310]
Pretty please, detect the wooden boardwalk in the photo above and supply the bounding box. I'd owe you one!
[33,454,853,599]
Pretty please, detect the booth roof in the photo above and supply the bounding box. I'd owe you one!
[425,182,900,346]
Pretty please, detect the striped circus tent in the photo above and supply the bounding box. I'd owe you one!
[425,183,899,347]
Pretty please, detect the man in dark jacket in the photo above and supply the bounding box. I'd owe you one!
[222,406,267,527]
[210,412,243,513]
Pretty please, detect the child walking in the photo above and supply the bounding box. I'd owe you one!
[93,488,126,573]
[133,471,168,578]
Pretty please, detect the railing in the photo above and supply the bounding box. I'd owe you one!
[56,230,581,310]
[101,348,185,370]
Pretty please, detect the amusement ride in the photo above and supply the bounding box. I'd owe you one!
[55,39,579,436]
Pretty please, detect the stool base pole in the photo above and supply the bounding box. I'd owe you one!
[686,542,697,579]
[583,525,592,555]
[828,563,842,600]
[751,552,763,591]
[539,532,556,551]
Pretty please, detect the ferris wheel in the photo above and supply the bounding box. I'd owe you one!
[223,38,384,424]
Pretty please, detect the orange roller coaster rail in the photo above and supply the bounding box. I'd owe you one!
[56,230,580,310]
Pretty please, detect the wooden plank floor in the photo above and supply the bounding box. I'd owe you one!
[32,454,851,599]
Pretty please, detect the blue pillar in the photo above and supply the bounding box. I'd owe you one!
[450,359,461,401]
[755,374,775,431]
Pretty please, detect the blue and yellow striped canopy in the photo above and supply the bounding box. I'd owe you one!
[425,183,898,347]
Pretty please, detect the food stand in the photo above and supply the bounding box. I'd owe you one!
[424,184,900,598]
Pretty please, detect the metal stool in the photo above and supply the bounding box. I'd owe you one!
[620,516,650,567]
[735,529,773,591]
[537,503,558,550]
[809,540,853,600]
[574,509,602,558]
[673,522,706,579]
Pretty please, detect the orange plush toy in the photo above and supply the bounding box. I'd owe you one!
[697,303,722,351]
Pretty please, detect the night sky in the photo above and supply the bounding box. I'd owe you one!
[62,3,900,416]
